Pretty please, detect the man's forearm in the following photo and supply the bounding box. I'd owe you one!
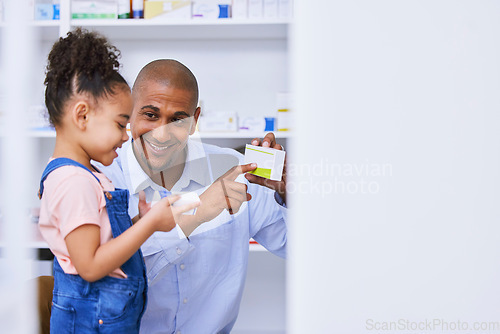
[176,214,202,237]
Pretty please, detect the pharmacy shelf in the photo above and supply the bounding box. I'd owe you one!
[70,18,290,40]
[0,221,48,251]
[32,20,60,27]
[72,18,289,26]
[3,14,289,41]
[2,18,289,42]
[28,129,292,139]
[0,20,60,40]
[0,234,265,253]
[0,20,59,29]
[193,131,291,139]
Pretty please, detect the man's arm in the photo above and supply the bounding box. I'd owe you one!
[177,163,256,237]
[247,180,287,259]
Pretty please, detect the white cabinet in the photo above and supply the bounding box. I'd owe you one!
[18,9,289,334]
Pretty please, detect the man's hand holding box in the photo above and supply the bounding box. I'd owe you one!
[244,144,286,181]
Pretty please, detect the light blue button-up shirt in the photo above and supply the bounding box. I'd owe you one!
[97,136,287,334]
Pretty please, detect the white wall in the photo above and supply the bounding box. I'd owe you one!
[116,38,289,118]
[289,1,500,332]
[34,37,289,120]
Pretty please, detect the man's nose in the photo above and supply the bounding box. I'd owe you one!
[151,124,171,142]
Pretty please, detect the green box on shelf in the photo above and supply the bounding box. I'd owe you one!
[72,1,118,19]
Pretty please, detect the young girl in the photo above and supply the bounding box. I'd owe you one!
[38,28,198,333]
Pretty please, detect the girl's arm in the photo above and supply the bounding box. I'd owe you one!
[65,196,199,282]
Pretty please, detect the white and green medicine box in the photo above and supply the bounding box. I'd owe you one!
[72,0,118,19]
[244,144,285,181]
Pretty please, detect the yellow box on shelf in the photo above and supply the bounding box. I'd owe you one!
[144,0,191,19]
[244,144,286,181]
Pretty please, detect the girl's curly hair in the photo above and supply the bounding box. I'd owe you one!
[44,27,129,127]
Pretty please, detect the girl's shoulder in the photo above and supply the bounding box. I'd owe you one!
[47,165,114,191]
[41,165,109,211]
[43,165,103,195]
[46,164,98,182]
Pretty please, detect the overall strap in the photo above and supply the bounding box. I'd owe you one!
[39,158,101,199]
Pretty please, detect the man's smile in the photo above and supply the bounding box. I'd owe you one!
[147,140,173,152]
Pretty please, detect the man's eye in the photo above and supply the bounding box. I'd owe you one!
[172,118,187,126]
[144,112,158,119]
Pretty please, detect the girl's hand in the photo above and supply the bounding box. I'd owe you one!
[138,190,151,219]
[143,195,201,232]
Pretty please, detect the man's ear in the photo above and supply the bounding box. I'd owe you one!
[73,101,90,130]
[190,106,201,135]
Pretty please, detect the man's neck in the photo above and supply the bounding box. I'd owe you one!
[149,157,185,190]
[131,140,187,191]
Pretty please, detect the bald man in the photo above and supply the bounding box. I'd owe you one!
[97,59,287,334]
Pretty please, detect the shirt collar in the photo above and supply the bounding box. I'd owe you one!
[125,136,211,195]
[172,135,211,192]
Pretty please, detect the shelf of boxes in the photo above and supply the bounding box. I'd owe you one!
[23,1,292,41]
[28,129,291,139]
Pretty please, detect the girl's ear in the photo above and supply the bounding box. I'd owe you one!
[73,101,90,130]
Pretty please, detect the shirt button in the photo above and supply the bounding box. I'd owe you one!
[176,331,181,334]
[183,298,188,304]
[180,264,185,270]
[99,319,103,325]
[176,248,182,255]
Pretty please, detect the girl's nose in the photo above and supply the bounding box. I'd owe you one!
[122,129,129,143]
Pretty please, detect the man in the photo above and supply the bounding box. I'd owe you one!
[99,59,287,334]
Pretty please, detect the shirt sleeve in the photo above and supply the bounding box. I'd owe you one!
[248,182,287,259]
[47,168,105,239]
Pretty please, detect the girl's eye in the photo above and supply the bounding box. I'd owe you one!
[118,123,126,129]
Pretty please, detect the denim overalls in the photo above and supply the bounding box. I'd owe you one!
[39,158,147,334]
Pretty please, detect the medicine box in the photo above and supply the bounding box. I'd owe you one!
[118,0,130,18]
[278,0,290,18]
[244,144,285,181]
[248,0,262,18]
[239,116,266,132]
[144,0,191,19]
[192,1,231,19]
[263,0,277,18]
[232,0,247,19]
[35,2,60,20]
[171,192,200,215]
[198,111,238,132]
[239,116,276,132]
[152,190,200,215]
[72,0,118,19]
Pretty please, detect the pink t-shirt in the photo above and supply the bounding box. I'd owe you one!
[38,165,126,278]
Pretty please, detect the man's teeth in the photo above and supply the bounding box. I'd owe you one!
[149,142,170,151]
